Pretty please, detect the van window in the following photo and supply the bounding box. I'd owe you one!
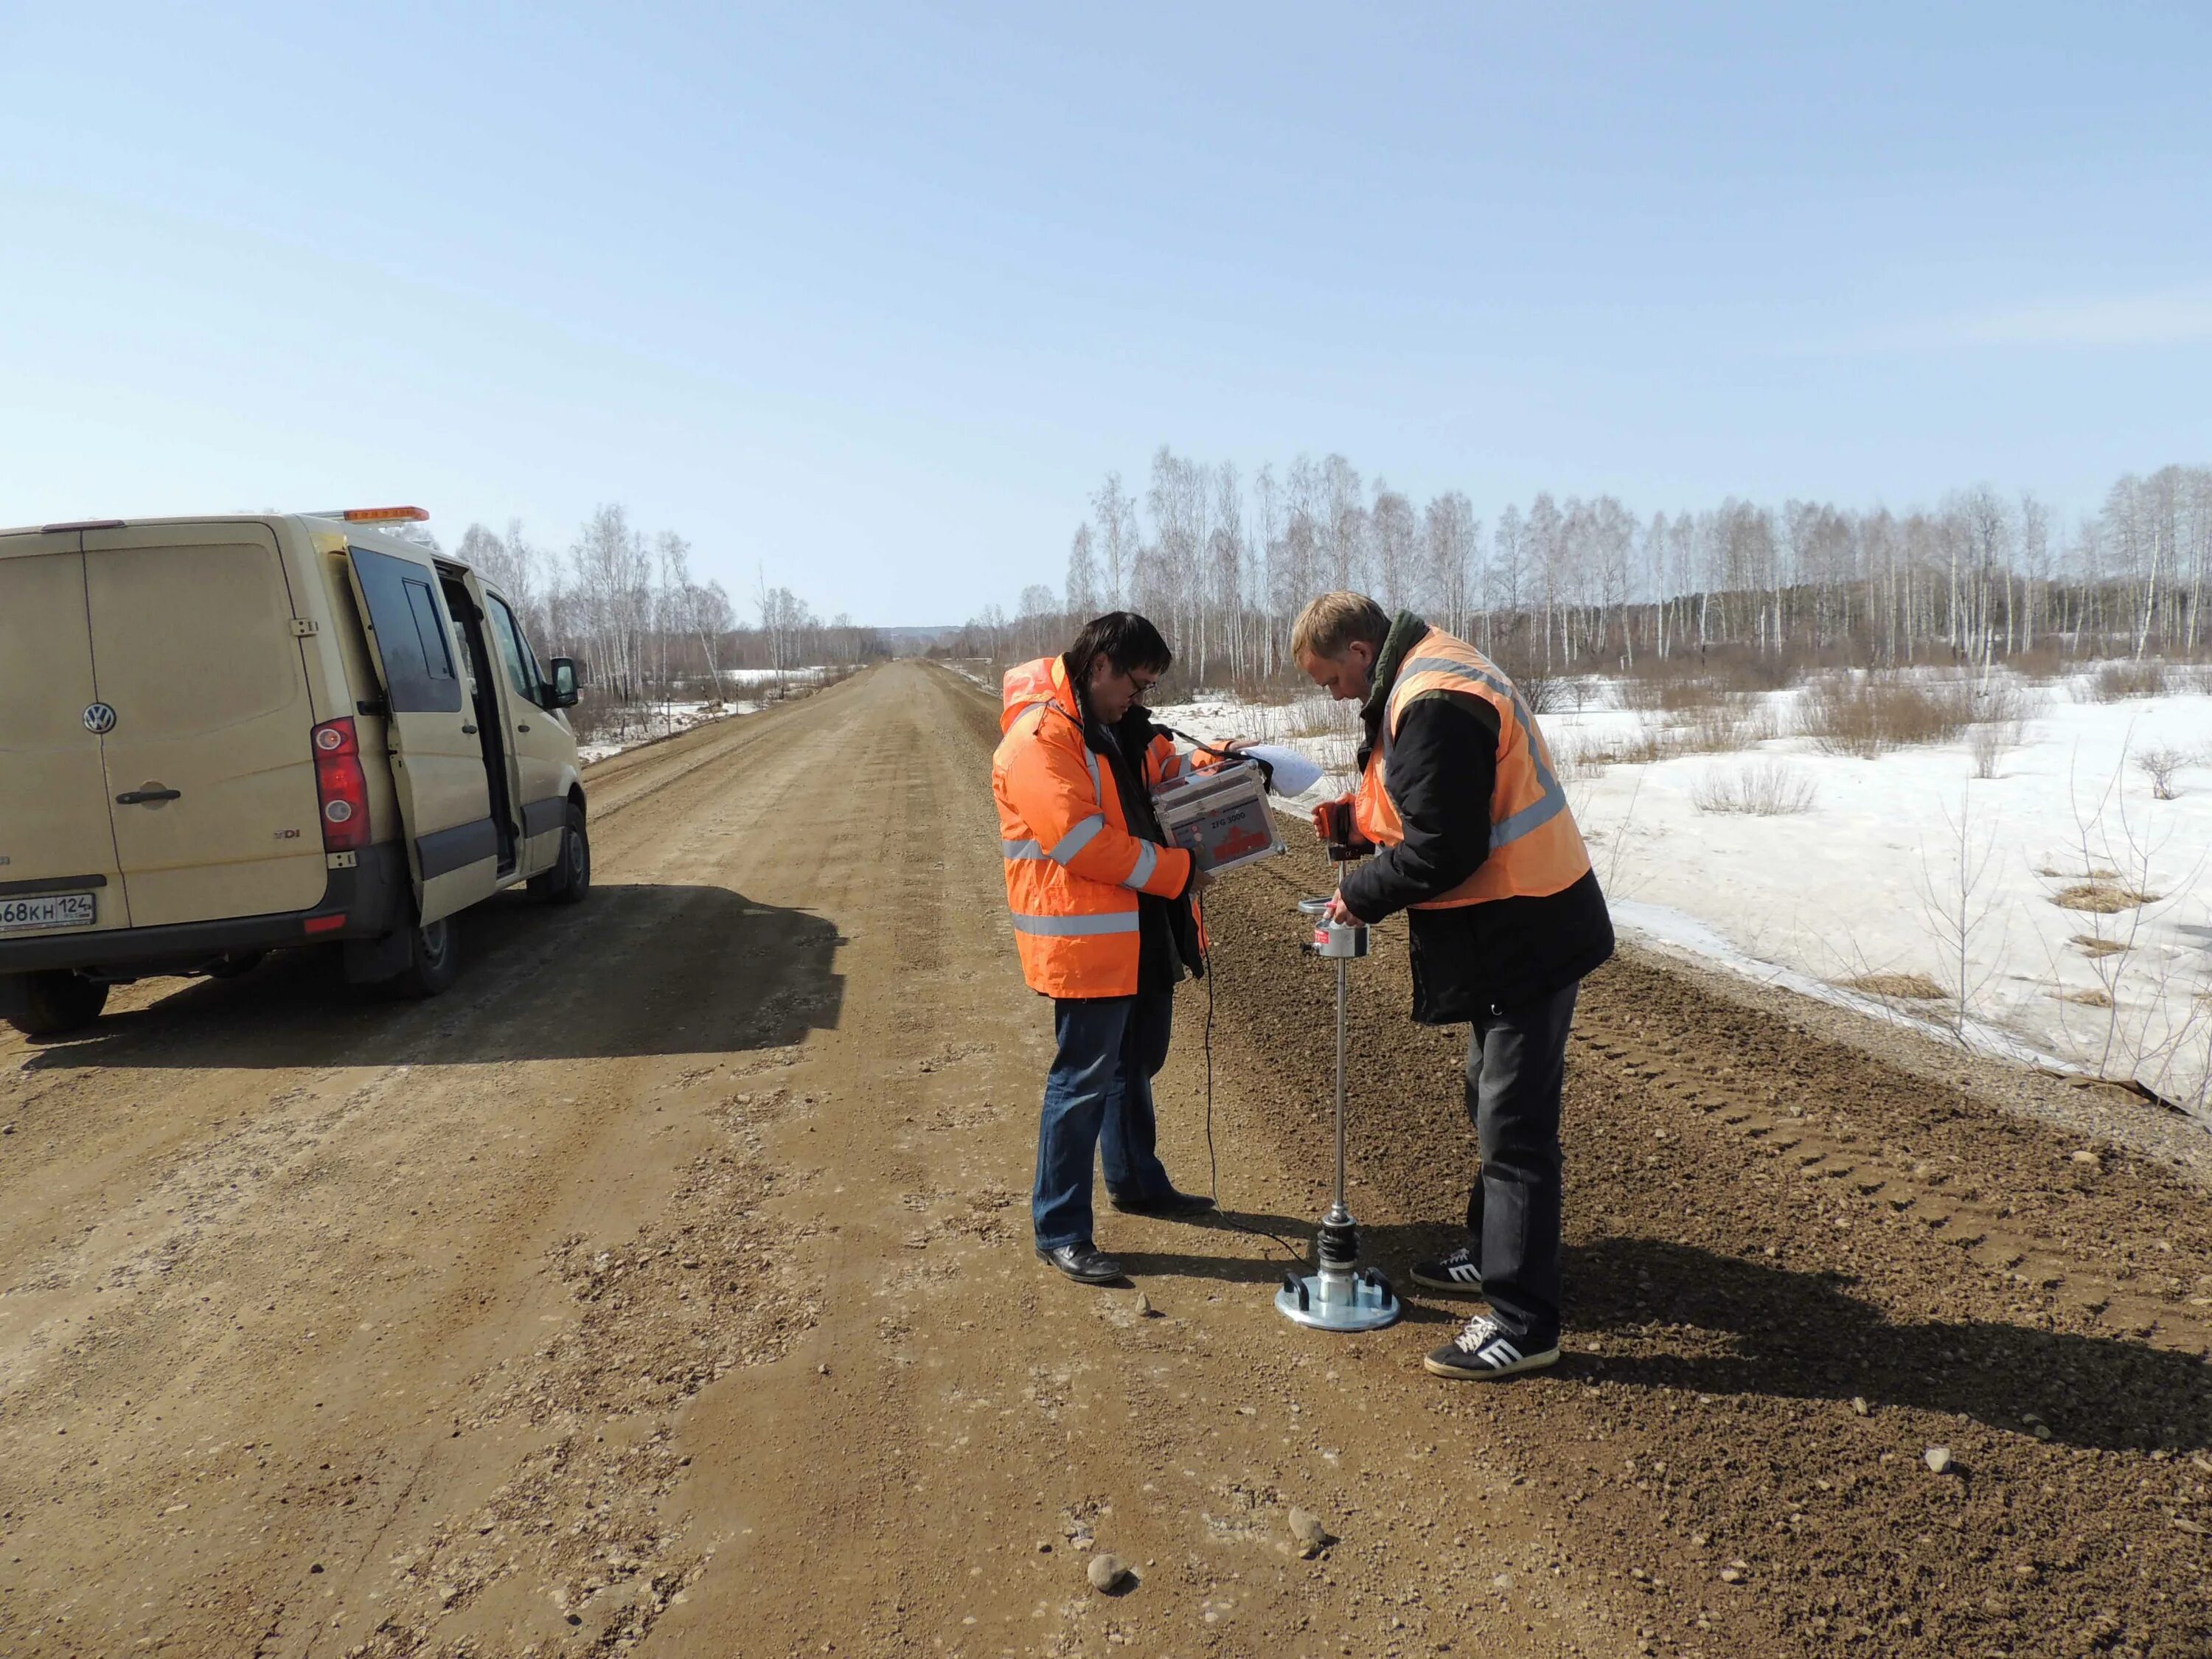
[404,580,457,683]
[487,596,543,707]
[349,546,465,714]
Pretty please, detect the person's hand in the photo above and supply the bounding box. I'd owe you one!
[1321,893,1359,925]
[1218,737,1256,754]
[1187,863,1214,898]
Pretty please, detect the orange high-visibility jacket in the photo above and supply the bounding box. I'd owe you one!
[993,656,1194,998]
[1352,625,1593,905]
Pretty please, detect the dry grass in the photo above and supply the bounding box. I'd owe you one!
[2136,745,2187,800]
[1616,664,1736,714]
[1582,695,1778,768]
[1691,759,1818,816]
[1965,681,2040,778]
[1966,721,2011,779]
[2053,987,2116,1008]
[1795,672,1974,757]
[1842,973,1947,1001]
[2051,883,2158,914]
[2084,660,2168,702]
[1615,650,1801,710]
[1230,698,1359,745]
[2071,934,2128,959]
[1683,698,1780,752]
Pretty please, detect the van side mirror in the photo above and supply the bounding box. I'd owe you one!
[549,658,582,709]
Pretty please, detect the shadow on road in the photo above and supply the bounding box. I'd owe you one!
[1562,1235,2212,1453]
[1113,1211,1469,1326]
[1112,1217,2212,1449]
[21,883,845,1070]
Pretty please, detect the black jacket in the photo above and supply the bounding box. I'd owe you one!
[1077,688,1205,993]
[1336,612,1614,1023]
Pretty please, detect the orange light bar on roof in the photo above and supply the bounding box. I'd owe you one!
[341,505,430,524]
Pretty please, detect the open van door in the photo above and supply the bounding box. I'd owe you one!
[341,544,501,925]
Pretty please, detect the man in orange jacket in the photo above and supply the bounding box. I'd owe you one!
[993,613,1218,1284]
[1299,591,1614,1381]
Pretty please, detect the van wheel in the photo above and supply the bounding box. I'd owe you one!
[530,803,591,905]
[7,971,110,1038]
[392,915,461,999]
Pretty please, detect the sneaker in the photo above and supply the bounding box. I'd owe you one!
[1408,1243,1485,1295]
[1423,1314,1560,1381]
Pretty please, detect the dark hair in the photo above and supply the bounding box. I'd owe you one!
[1063,611,1172,692]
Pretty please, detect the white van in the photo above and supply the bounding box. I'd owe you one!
[0,508,591,1036]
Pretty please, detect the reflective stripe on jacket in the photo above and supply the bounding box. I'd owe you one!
[994,655,1193,997]
[1352,626,1593,905]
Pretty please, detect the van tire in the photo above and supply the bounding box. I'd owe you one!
[391,915,461,999]
[530,803,591,905]
[7,971,110,1038]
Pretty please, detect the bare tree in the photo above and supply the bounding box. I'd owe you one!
[1422,491,1478,641]
[1065,524,1099,619]
[1091,473,1139,611]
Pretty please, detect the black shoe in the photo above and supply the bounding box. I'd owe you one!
[1408,1242,1485,1295]
[1036,1241,1124,1284]
[1108,1186,1217,1218]
[1422,1313,1560,1381]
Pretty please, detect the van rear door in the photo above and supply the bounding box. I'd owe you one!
[0,529,133,938]
[82,522,327,928]
[340,545,501,924]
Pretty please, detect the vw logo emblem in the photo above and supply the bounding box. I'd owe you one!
[83,703,117,734]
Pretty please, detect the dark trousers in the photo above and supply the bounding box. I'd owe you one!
[1032,991,1175,1251]
[1461,982,1579,1343]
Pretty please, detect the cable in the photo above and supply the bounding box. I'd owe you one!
[1194,887,1310,1266]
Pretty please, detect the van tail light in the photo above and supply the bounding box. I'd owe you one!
[311,718,371,854]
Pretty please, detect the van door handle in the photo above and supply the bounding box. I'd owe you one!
[516,723,531,733]
[462,723,478,734]
[116,788,182,805]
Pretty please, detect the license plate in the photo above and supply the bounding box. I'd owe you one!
[0,892,97,933]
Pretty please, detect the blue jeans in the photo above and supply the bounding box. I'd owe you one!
[1032,991,1176,1251]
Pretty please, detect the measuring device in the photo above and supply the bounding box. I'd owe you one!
[1275,804,1402,1333]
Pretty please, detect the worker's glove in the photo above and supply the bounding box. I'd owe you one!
[1311,800,1372,855]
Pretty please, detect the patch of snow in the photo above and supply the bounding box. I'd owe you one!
[717,665,839,688]
[577,700,757,765]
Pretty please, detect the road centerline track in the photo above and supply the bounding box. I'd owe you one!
[1,660,2205,1658]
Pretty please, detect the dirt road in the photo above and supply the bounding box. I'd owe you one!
[2,660,2207,1659]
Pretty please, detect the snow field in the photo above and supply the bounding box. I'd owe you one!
[1159,671,2212,1124]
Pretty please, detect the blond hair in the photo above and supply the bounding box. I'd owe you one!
[1291,591,1391,663]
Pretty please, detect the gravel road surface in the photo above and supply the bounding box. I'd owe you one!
[2,661,2205,1658]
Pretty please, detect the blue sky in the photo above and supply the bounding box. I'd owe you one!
[1,3,2207,624]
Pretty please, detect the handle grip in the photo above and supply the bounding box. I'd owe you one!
[116,788,182,804]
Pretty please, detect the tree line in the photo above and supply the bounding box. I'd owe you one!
[948,450,2212,686]
[410,507,887,705]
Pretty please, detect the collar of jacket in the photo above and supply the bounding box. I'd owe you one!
[1000,654,1081,735]
[1360,609,1431,733]
[1104,700,1166,757]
